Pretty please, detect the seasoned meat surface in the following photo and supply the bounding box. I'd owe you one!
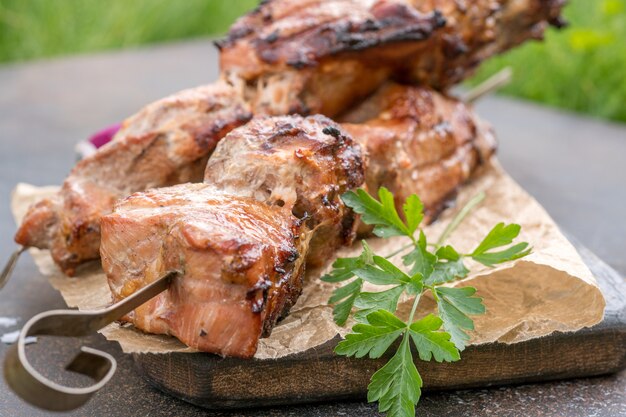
[342,83,496,223]
[204,115,365,264]
[219,0,565,115]
[15,79,252,275]
[101,185,306,358]
[101,115,366,357]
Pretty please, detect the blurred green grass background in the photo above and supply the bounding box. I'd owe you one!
[0,0,624,123]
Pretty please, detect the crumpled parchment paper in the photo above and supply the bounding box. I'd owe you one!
[11,160,605,359]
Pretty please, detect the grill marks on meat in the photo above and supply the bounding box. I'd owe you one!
[341,83,496,226]
[219,0,445,116]
[15,80,252,275]
[218,0,564,116]
[100,116,366,357]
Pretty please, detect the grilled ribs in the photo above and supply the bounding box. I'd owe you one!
[100,86,494,357]
[218,0,565,116]
[101,115,365,357]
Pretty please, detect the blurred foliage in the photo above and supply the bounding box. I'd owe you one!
[466,0,626,123]
[0,0,257,62]
[0,0,624,123]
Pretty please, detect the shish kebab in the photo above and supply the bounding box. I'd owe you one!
[11,0,563,276]
[100,84,495,357]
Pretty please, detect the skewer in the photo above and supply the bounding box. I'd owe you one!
[462,67,513,103]
[3,270,179,411]
[0,246,25,291]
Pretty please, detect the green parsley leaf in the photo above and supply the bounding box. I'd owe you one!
[354,286,406,322]
[408,314,460,362]
[328,278,363,325]
[436,245,461,261]
[367,335,422,417]
[402,194,424,236]
[472,223,521,254]
[352,271,422,320]
[470,223,531,266]
[425,259,469,285]
[433,286,485,350]
[321,241,374,283]
[422,245,469,285]
[352,258,423,321]
[354,256,423,295]
[355,256,411,285]
[402,230,435,277]
[342,188,410,238]
[324,242,375,325]
[335,310,406,359]
[472,242,531,266]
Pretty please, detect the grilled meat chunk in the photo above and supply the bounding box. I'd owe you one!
[204,115,365,265]
[342,83,496,223]
[101,185,306,358]
[100,115,365,357]
[15,79,252,275]
[218,0,564,116]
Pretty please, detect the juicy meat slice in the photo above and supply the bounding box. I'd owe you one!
[15,79,252,275]
[218,0,565,116]
[204,114,365,265]
[341,83,496,224]
[101,115,366,357]
[101,185,306,358]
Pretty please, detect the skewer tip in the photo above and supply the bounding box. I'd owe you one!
[0,246,25,291]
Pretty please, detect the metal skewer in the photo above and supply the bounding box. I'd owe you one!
[3,270,179,412]
[462,67,513,103]
[1,246,25,291]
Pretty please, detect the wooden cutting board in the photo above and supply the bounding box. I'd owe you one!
[133,241,626,409]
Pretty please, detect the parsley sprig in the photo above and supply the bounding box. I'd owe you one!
[322,188,531,417]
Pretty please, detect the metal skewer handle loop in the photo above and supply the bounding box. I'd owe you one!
[3,270,179,411]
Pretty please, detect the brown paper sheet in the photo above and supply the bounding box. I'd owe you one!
[11,161,605,359]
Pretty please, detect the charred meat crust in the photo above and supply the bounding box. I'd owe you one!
[218,4,444,69]
[219,0,566,116]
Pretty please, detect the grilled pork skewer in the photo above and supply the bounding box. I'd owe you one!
[101,115,365,357]
[219,0,565,116]
[100,86,494,357]
[12,1,560,276]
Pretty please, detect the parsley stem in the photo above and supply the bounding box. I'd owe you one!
[435,192,485,248]
[384,243,413,259]
[407,292,422,325]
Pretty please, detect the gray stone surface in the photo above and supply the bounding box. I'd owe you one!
[0,40,624,416]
